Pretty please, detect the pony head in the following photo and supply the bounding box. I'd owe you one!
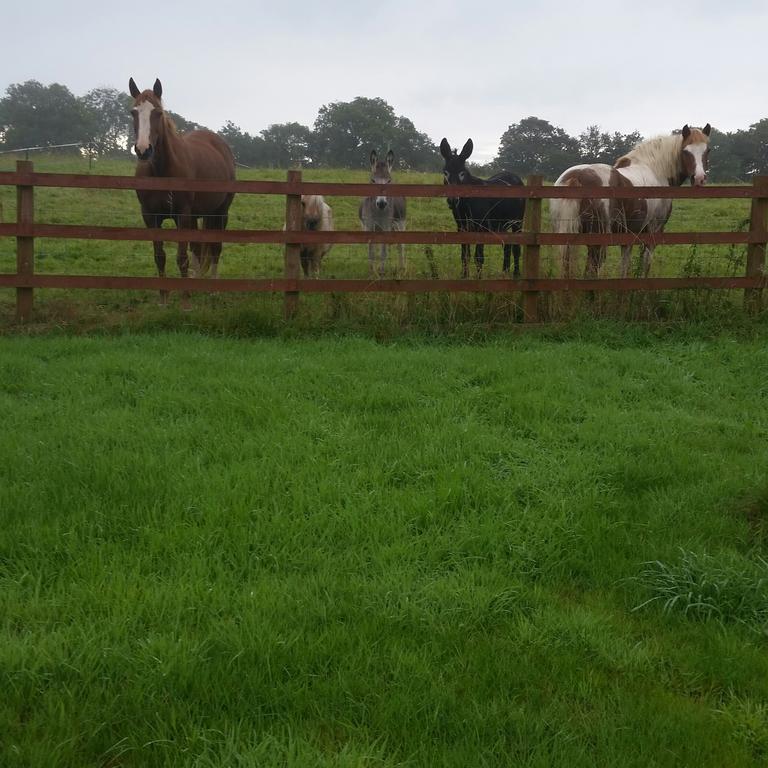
[301,195,325,231]
[129,77,164,161]
[681,123,711,186]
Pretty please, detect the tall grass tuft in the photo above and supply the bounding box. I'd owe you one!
[634,549,768,633]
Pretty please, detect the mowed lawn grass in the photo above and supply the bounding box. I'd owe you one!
[2,330,768,766]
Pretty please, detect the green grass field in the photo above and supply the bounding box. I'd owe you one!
[2,328,768,766]
[0,151,755,331]
[1,154,767,764]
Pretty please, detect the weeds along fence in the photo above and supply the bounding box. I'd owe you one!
[0,161,766,324]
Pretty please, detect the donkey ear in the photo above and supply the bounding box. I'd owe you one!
[386,149,394,170]
[153,79,163,100]
[370,149,378,169]
[703,123,711,136]
[129,78,140,98]
[459,139,473,160]
[681,125,691,139]
[440,138,452,159]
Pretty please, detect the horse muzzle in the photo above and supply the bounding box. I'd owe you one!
[135,144,154,162]
[375,197,388,210]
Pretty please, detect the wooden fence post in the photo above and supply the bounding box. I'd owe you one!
[745,175,768,314]
[284,169,302,319]
[16,159,34,323]
[523,175,543,322]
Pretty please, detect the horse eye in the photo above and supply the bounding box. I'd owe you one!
[458,171,467,181]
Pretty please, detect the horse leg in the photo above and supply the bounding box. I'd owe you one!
[143,213,168,305]
[300,249,311,278]
[512,244,521,278]
[211,209,229,279]
[619,245,632,278]
[175,210,194,309]
[560,244,572,280]
[642,245,653,277]
[584,245,605,277]
[396,220,406,277]
[152,240,168,305]
[379,242,387,278]
[502,243,511,275]
[461,243,469,278]
[203,211,227,279]
[475,243,484,279]
[368,240,377,278]
[174,211,193,278]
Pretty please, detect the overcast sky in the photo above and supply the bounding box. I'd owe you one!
[2,0,765,163]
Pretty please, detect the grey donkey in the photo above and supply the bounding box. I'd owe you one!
[358,149,407,276]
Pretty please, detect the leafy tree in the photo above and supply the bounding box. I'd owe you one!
[732,120,768,178]
[310,97,437,170]
[166,111,207,133]
[80,87,132,155]
[0,80,88,149]
[394,116,440,171]
[577,125,642,164]
[494,116,580,179]
[260,122,312,167]
[218,121,267,166]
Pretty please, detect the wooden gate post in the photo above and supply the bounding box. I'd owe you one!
[745,175,768,314]
[523,175,543,322]
[284,169,302,319]
[16,160,34,323]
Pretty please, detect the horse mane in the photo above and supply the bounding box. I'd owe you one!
[615,134,685,180]
[137,89,179,138]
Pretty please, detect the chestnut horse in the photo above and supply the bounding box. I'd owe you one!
[129,78,235,298]
[550,124,711,278]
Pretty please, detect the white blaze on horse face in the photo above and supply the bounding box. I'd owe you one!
[685,142,709,185]
[134,101,154,154]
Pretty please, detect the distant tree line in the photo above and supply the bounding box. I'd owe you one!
[1,80,768,180]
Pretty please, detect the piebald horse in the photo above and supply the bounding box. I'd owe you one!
[550,124,711,278]
[129,78,235,299]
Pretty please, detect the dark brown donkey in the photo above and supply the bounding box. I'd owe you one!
[129,78,235,301]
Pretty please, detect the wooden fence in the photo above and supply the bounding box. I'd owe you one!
[1,161,766,323]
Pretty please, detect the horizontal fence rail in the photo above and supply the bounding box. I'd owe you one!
[0,170,762,199]
[1,162,766,323]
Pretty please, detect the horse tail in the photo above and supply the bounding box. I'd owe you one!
[198,245,212,276]
[190,242,212,277]
[550,177,582,279]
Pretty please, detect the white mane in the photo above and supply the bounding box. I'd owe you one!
[616,134,684,181]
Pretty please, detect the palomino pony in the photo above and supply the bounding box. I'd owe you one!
[299,195,334,278]
[129,78,235,297]
[550,124,711,278]
[359,150,407,277]
[440,138,525,278]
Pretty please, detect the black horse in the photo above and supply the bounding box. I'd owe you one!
[440,138,526,278]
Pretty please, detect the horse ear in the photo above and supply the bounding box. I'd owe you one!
[703,123,711,136]
[682,125,691,139]
[386,149,394,170]
[370,149,377,169]
[440,138,452,160]
[129,78,140,98]
[459,139,473,160]
[153,79,163,100]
